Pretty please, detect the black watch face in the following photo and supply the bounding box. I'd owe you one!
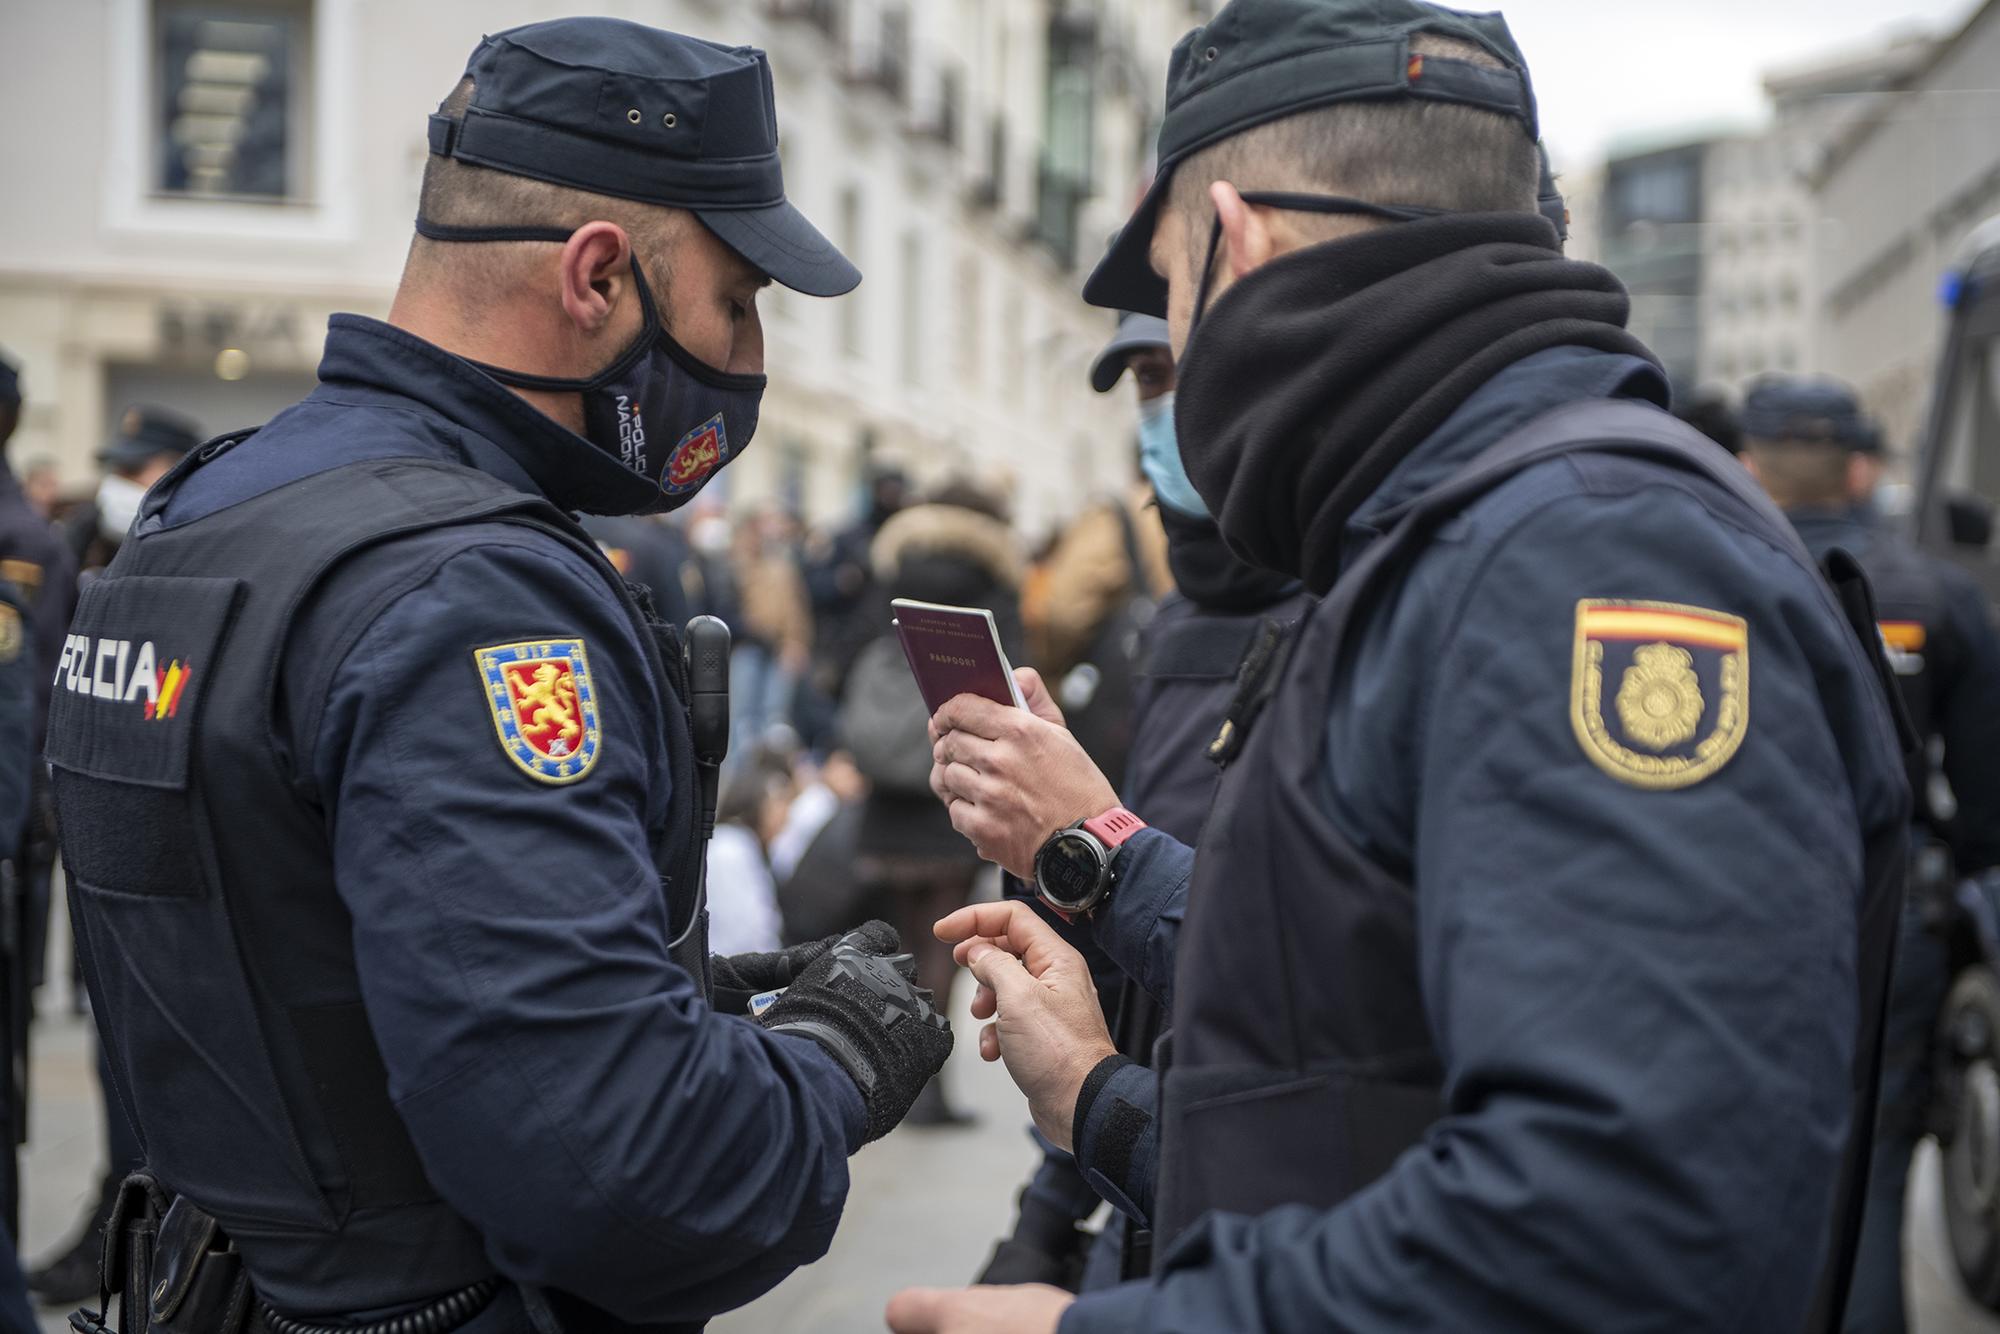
[1037,831,1108,912]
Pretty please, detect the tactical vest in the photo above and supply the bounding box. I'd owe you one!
[1150,400,1910,1332]
[45,443,709,1319]
[1125,592,1310,848]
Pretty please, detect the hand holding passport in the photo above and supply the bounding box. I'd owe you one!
[891,599,1028,715]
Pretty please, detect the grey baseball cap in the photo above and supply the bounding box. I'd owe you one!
[1084,0,1538,315]
[1089,314,1173,393]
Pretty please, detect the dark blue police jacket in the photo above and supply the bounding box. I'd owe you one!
[0,584,33,857]
[1059,346,1910,1332]
[140,316,864,1324]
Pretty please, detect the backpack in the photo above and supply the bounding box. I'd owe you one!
[838,635,936,796]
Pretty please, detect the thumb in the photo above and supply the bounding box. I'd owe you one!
[965,941,1036,1011]
[1014,666,1066,726]
[885,1287,950,1333]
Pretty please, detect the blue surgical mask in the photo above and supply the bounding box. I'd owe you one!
[1138,392,1207,519]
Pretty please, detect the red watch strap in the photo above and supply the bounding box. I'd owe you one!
[1082,807,1146,848]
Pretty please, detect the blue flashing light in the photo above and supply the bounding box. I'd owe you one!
[1942,271,1965,310]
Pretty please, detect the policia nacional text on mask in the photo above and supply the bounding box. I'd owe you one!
[44,20,953,1334]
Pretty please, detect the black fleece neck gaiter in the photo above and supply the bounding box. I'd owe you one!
[1175,212,1661,594]
[1157,504,1299,612]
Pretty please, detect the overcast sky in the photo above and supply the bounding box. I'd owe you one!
[1504,0,1981,172]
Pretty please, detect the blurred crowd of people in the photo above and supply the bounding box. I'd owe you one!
[583,463,1177,1127]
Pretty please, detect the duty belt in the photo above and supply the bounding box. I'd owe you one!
[72,1173,500,1334]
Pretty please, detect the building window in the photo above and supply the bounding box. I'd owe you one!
[838,186,864,361]
[1034,12,1096,267]
[899,230,924,388]
[154,0,313,201]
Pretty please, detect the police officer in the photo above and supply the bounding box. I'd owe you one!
[65,406,201,579]
[889,2,1910,1330]
[977,313,1308,1292]
[44,20,951,1333]
[0,357,76,726]
[0,358,78,1004]
[0,563,39,1334]
[1739,375,2000,1334]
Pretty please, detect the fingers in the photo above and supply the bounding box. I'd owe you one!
[935,900,1035,946]
[937,761,997,806]
[1014,667,1066,726]
[970,980,997,1020]
[981,1020,1000,1062]
[885,1288,948,1334]
[935,901,1074,978]
[934,693,1022,743]
[965,940,1036,1011]
[932,729,1003,774]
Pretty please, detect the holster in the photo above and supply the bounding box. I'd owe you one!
[70,1172,253,1334]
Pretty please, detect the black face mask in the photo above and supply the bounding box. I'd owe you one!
[1189,193,1444,331]
[415,218,766,513]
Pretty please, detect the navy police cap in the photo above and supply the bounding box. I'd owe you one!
[1741,375,1881,454]
[1085,0,1539,315]
[100,406,203,469]
[431,18,858,297]
[0,352,17,407]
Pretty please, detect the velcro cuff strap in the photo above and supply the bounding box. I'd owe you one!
[1071,1053,1134,1159]
[770,1019,875,1098]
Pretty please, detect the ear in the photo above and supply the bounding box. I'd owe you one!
[557,221,631,334]
[1846,451,1873,501]
[1211,181,1275,279]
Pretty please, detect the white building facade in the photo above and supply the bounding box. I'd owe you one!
[1814,0,2000,453]
[0,0,1208,532]
[1699,37,1932,396]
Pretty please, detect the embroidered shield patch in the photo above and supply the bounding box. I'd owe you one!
[663,412,727,495]
[1570,600,1748,790]
[475,639,602,785]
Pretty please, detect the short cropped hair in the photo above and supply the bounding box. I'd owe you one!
[1744,439,1851,510]
[1167,33,1540,267]
[410,78,684,287]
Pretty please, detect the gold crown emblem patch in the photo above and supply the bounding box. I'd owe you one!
[1571,600,1748,790]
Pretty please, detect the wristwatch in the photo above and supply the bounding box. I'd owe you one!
[1034,807,1147,916]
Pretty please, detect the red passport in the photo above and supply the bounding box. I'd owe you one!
[891,599,1027,715]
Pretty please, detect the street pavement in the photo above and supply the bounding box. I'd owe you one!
[16,966,2000,1333]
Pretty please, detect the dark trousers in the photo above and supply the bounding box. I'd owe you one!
[1844,903,1950,1334]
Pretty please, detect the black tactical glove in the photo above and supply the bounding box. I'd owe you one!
[757,922,954,1144]
[711,930,860,1016]
[975,1189,1094,1290]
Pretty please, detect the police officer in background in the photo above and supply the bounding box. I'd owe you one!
[65,406,201,579]
[0,357,76,716]
[978,312,1308,1291]
[45,19,950,1333]
[1739,375,2000,1334]
[0,496,40,1334]
[0,358,78,999]
[889,1,1911,1330]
